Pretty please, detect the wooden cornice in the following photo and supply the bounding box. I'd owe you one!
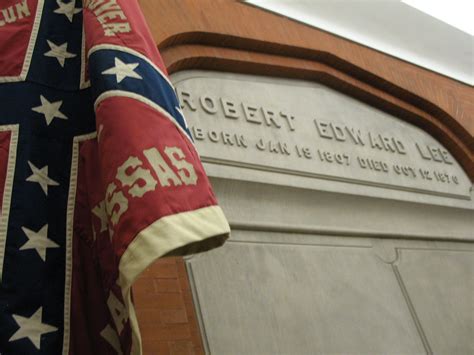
[139,0,474,178]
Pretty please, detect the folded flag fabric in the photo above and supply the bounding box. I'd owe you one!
[0,0,230,354]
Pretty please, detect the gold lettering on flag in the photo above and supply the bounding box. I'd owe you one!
[86,0,131,36]
[116,156,157,198]
[0,0,31,27]
[107,291,128,335]
[99,145,199,230]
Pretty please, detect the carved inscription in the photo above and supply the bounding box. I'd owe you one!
[315,119,407,155]
[180,91,296,131]
[175,79,470,197]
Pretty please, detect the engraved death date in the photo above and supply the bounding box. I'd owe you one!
[177,89,461,189]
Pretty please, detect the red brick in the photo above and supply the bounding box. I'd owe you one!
[136,292,184,308]
[135,308,166,326]
[182,292,196,308]
[134,277,156,295]
[157,257,179,265]
[176,258,187,276]
[169,340,195,355]
[178,276,190,292]
[138,258,178,278]
[149,262,179,279]
[135,257,205,355]
[142,340,169,355]
[154,278,181,293]
[138,267,156,279]
[160,309,188,324]
[190,337,205,355]
[189,327,203,342]
[140,324,191,341]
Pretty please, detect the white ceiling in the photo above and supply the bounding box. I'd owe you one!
[246,0,473,86]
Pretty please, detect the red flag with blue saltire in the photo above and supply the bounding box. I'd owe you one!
[0,0,230,353]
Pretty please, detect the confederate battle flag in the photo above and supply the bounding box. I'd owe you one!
[0,0,230,353]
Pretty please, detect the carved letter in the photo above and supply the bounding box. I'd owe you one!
[280,111,296,131]
[381,136,396,152]
[358,157,367,168]
[440,149,453,165]
[200,95,218,114]
[242,104,261,124]
[394,139,406,155]
[269,141,279,153]
[314,120,333,139]
[208,130,219,142]
[221,132,234,146]
[179,91,197,111]
[234,134,247,148]
[221,98,239,119]
[416,143,432,160]
[345,127,365,145]
[192,127,204,140]
[428,145,443,162]
[369,133,383,150]
[330,123,346,141]
[278,142,291,155]
[262,109,281,128]
[256,138,265,151]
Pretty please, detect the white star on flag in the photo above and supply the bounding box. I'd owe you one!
[26,161,60,195]
[20,224,59,261]
[102,57,143,83]
[44,40,76,67]
[54,0,82,22]
[9,308,58,350]
[32,95,68,125]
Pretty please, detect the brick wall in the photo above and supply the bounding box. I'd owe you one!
[133,257,205,355]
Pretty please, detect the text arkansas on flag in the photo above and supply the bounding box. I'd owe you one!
[0,0,230,354]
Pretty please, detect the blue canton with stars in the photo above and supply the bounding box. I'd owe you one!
[88,49,191,138]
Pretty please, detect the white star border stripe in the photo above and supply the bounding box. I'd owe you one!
[20,225,59,261]
[32,95,68,125]
[175,106,189,130]
[44,40,77,67]
[102,57,143,83]
[9,308,58,350]
[26,161,59,195]
[54,0,82,22]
